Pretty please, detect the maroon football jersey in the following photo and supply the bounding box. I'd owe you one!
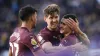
[37,27,61,46]
[60,33,79,46]
[9,27,40,56]
[9,27,75,56]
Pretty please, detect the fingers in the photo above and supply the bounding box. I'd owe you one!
[65,19,74,25]
[69,18,75,23]
[69,18,79,25]
[66,21,73,30]
[65,18,76,26]
[65,20,73,29]
[65,18,78,25]
[64,19,76,30]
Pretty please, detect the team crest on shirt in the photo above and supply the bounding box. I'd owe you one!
[31,38,37,45]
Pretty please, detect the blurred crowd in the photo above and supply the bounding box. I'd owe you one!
[0,0,100,56]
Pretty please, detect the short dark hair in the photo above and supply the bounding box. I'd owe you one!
[43,4,60,17]
[62,14,77,22]
[19,5,37,21]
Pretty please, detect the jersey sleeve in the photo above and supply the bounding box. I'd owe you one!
[37,33,49,45]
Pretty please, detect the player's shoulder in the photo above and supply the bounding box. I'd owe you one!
[20,27,36,43]
[20,27,29,34]
[19,27,34,39]
[9,27,20,42]
[18,27,30,39]
[10,27,31,42]
[38,27,50,36]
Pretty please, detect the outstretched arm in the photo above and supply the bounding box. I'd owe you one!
[42,41,87,53]
[42,42,70,53]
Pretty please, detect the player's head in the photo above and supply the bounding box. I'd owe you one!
[43,4,60,30]
[60,14,77,34]
[19,5,37,28]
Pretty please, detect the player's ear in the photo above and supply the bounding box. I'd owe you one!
[44,16,46,22]
[30,16,33,22]
[28,16,32,22]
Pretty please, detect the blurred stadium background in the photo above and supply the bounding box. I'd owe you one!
[0,0,100,56]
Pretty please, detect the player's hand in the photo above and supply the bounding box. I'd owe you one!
[65,18,82,34]
[71,42,88,52]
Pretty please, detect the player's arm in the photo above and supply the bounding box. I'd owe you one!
[42,42,70,53]
[65,18,90,46]
[41,40,88,53]
[43,41,89,53]
[26,37,75,56]
[74,19,90,46]
[22,35,47,56]
[23,36,74,56]
[9,47,12,56]
[37,35,70,53]
[76,32,90,46]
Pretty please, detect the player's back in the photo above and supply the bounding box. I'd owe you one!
[9,27,35,56]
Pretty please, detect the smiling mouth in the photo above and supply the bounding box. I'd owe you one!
[53,24,57,26]
[52,22,58,25]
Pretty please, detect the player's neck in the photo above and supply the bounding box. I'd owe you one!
[64,31,71,37]
[47,26,56,31]
[21,22,32,32]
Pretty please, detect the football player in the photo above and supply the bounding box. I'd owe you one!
[37,4,88,54]
[8,5,78,56]
[60,14,90,46]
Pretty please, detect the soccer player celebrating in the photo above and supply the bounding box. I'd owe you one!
[60,14,90,56]
[60,14,90,46]
[37,4,88,54]
[8,5,46,56]
[8,5,83,56]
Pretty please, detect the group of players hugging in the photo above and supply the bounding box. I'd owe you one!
[9,4,90,56]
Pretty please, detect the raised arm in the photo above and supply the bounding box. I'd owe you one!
[65,18,90,46]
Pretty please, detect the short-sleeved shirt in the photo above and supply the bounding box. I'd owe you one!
[9,27,40,56]
[60,33,79,46]
[60,33,80,56]
[37,27,61,46]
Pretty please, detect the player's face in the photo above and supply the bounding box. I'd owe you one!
[31,12,37,29]
[60,19,71,34]
[44,12,59,30]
